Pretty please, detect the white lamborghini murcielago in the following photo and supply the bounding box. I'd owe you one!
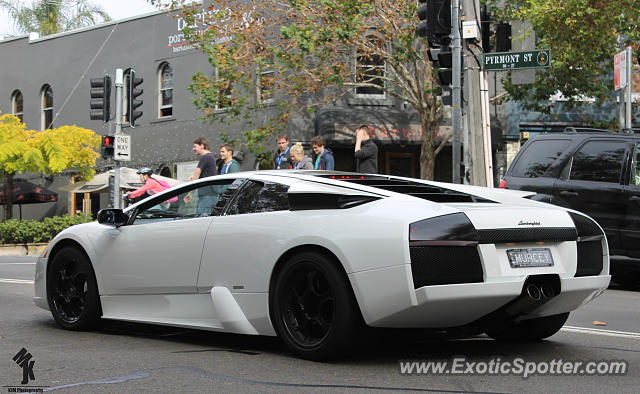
[34,171,611,360]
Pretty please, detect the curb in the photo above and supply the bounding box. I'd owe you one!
[0,243,47,256]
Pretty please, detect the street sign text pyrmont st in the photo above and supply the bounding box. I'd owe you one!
[483,49,551,71]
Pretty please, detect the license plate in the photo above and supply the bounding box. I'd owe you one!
[506,248,554,268]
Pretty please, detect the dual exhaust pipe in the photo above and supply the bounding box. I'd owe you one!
[504,282,557,318]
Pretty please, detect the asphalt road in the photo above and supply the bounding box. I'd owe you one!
[0,256,638,393]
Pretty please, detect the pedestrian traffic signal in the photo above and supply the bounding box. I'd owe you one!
[416,0,451,46]
[101,135,114,159]
[127,70,143,127]
[90,75,111,122]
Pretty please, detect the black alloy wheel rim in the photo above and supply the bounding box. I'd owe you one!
[280,264,335,348]
[51,259,88,323]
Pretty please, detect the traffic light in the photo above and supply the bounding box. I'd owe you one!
[416,0,451,46]
[127,70,143,127]
[436,51,452,86]
[90,75,111,122]
[427,48,456,106]
[495,23,512,52]
[480,5,492,53]
[101,135,114,159]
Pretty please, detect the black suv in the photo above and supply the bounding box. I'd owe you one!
[501,128,640,285]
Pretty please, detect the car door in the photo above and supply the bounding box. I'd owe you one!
[553,139,628,252]
[198,179,292,292]
[97,178,236,295]
[622,140,640,257]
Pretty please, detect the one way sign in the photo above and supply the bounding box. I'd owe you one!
[115,134,131,161]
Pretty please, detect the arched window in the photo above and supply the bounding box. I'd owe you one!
[158,62,173,117]
[11,90,23,122]
[41,84,53,129]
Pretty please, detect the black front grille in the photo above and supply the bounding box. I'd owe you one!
[409,246,483,288]
[477,227,577,244]
[576,240,604,277]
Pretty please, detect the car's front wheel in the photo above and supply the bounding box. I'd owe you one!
[47,247,101,330]
[486,312,569,341]
[271,251,362,360]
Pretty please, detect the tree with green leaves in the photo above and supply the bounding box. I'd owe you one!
[1,0,110,37]
[154,0,446,178]
[490,0,640,127]
[0,113,100,220]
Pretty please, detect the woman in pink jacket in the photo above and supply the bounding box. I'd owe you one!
[126,167,164,200]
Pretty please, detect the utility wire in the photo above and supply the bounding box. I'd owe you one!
[51,21,119,126]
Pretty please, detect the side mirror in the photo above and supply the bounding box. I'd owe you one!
[97,208,129,227]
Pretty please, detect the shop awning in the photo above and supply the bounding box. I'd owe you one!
[58,167,182,193]
[316,108,451,145]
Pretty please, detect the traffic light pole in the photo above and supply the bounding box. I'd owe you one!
[113,68,123,209]
[451,0,462,184]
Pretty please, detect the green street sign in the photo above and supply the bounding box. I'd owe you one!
[483,50,551,70]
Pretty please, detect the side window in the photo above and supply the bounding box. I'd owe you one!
[225,180,290,216]
[213,178,246,216]
[227,181,263,215]
[631,142,640,186]
[569,140,627,183]
[133,179,235,224]
[510,139,571,177]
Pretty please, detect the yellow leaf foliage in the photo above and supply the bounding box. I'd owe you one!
[0,113,100,179]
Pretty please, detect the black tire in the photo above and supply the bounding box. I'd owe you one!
[486,312,570,341]
[47,247,101,330]
[271,251,362,361]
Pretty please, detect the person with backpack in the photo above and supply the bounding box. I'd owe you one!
[126,167,177,205]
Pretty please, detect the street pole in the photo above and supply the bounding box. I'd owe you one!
[114,68,123,209]
[626,46,632,129]
[451,0,462,184]
[480,70,493,187]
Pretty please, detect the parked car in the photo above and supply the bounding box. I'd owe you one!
[35,171,610,360]
[501,128,640,285]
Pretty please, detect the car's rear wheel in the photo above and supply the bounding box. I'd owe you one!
[47,247,101,330]
[271,251,362,360]
[486,312,569,341]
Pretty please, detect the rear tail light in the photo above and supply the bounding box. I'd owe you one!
[409,213,478,245]
[498,179,506,189]
[409,213,483,287]
[569,211,605,277]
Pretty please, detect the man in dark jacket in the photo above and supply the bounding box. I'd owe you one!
[273,134,293,170]
[354,125,378,173]
[311,135,335,170]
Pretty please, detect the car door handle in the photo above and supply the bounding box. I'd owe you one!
[560,191,578,197]
[630,196,640,202]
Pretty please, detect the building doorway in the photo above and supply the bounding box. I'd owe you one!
[385,151,417,178]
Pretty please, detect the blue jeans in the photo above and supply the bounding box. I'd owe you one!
[197,194,218,215]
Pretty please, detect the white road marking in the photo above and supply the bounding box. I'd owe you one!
[562,325,640,339]
[0,262,36,265]
[0,278,34,284]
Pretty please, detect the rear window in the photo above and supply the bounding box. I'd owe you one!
[510,139,571,178]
